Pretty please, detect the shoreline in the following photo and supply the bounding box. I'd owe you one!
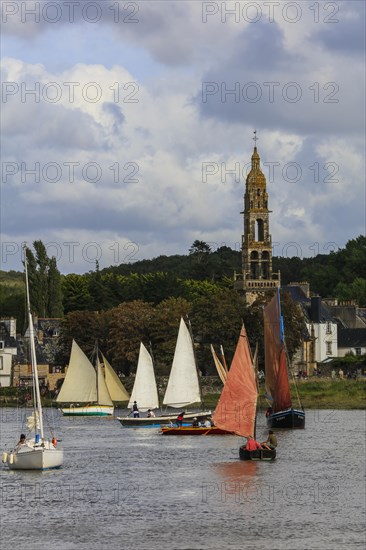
[1,379,365,410]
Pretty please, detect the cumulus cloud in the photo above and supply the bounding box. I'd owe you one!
[1,1,364,273]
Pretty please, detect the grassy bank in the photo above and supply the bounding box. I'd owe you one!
[1,379,365,409]
[202,379,366,410]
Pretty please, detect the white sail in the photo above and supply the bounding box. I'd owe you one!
[163,318,201,408]
[102,354,130,403]
[128,343,159,411]
[56,340,97,403]
[97,358,113,406]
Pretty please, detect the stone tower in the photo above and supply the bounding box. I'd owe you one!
[234,134,280,304]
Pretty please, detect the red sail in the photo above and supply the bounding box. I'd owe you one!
[264,293,292,411]
[213,325,257,437]
[273,345,292,412]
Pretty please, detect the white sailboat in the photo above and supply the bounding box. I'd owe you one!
[118,317,210,427]
[56,340,129,416]
[163,317,202,409]
[128,342,159,411]
[2,244,63,470]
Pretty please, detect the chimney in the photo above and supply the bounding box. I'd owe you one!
[310,296,322,323]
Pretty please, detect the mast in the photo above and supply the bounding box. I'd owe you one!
[149,341,160,408]
[186,315,203,408]
[24,244,44,439]
[95,341,99,405]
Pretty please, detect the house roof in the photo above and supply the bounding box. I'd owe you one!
[0,322,17,348]
[338,328,366,348]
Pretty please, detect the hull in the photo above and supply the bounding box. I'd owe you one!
[267,408,305,429]
[4,440,63,470]
[161,426,232,435]
[60,405,114,416]
[239,446,276,461]
[117,411,212,428]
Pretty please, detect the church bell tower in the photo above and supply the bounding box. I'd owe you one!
[234,132,280,304]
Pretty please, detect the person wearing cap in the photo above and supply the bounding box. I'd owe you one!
[147,409,155,418]
[261,430,277,450]
[192,417,199,427]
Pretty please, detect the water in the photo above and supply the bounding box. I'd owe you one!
[0,408,365,550]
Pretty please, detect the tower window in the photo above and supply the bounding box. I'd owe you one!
[257,189,261,196]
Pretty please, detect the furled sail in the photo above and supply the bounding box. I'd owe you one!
[210,344,227,384]
[128,343,159,411]
[264,291,292,412]
[56,340,97,403]
[163,317,201,408]
[102,353,130,403]
[213,324,257,437]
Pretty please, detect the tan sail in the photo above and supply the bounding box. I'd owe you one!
[213,324,257,437]
[210,344,227,384]
[97,358,113,406]
[102,353,130,403]
[56,340,97,403]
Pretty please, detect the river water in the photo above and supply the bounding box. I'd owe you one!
[0,408,365,550]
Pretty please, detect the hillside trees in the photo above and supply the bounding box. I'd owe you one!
[25,241,63,317]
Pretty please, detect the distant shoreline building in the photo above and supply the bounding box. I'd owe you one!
[234,136,280,304]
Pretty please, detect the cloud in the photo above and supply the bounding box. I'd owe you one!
[1,3,365,273]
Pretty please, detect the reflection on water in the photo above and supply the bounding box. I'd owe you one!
[0,409,365,550]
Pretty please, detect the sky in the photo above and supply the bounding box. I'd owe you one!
[1,0,365,274]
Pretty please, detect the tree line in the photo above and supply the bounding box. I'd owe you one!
[0,236,365,374]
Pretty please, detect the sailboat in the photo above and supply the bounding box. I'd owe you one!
[2,245,63,470]
[118,318,211,428]
[213,324,276,460]
[56,340,129,416]
[264,289,305,429]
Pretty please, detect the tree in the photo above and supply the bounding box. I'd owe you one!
[107,300,154,375]
[48,257,63,317]
[62,274,92,313]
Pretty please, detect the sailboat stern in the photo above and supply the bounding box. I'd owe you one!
[267,408,305,429]
[239,446,276,461]
[5,441,63,470]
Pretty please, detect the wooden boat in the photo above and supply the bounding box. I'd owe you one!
[264,290,305,429]
[56,341,129,416]
[161,426,231,435]
[121,411,210,428]
[2,244,63,470]
[213,324,276,461]
[118,318,211,428]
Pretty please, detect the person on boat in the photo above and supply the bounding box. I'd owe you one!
[245,435,263,451]
[204,417,212,428]
[176,411,185,427]
[132,401,140,418]
[147,409,155,418]
[17,434,26,446]
[261,430,277,450]
[192,417,200,427]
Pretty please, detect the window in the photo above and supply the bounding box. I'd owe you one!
[0,357,3,370]
[355,348,361,356]
[326,322,332,334]
[326,342,332,355]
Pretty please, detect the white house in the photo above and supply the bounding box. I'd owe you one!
[0,318,18,387]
